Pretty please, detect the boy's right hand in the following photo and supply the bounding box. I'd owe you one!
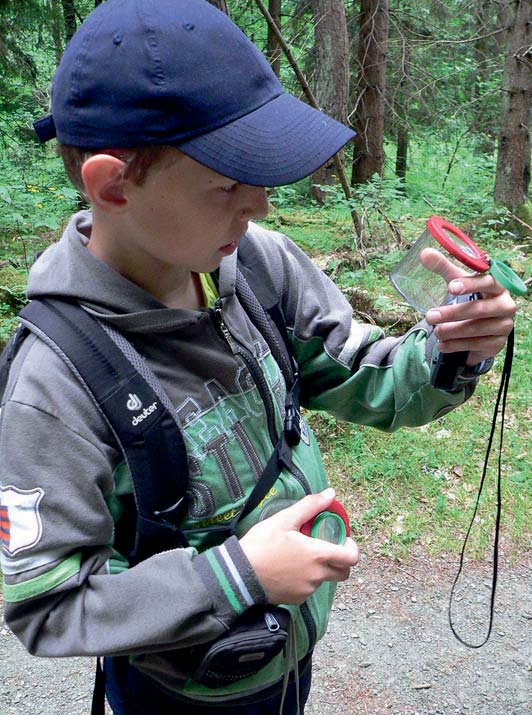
[239,488,360,604]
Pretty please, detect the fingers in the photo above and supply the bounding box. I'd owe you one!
[273,487,337,530]
[434,333,510,364]
[447,272,511,298]
[419,247,468,283]
[427,303,516,331]
[295,537,360,591]
[319,537,360,570]
[426,287,515,362]
[419,248,514,300]
[240,503,359,604]
[431,316,515,343]
[426,286,516,326]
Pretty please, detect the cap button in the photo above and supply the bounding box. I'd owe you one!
[113,33,122,45]
[183,22,195,31]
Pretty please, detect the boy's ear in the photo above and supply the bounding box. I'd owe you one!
[81,154,129,211]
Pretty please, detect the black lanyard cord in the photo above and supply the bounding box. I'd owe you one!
[448,328,514,648]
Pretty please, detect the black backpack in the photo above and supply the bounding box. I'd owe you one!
[0,265,302,563]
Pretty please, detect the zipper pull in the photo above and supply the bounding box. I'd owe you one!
[264,612,281,632]
[214,299,232,342]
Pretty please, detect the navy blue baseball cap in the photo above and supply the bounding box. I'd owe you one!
[33,0,354,186]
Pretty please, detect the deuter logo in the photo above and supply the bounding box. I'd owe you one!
[131,401,158,426]
[126,393,143,411]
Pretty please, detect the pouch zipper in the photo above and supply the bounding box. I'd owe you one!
[264,612,281,632]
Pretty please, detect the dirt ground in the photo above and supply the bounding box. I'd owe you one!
[1,552,530,715]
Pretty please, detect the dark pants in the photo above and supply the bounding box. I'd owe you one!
[103,655,312,715]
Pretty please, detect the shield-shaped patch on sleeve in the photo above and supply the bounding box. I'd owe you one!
[0,486,44,557]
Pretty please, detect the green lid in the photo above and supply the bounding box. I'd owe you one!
[310,512,347,545]
[488,258,527,296]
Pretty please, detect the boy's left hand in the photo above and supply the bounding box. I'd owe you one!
[421,249,516,366]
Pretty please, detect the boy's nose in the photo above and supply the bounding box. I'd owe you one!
[239,185,269,221]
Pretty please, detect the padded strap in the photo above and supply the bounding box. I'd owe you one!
[0,323,28,404]
[19,298,190,559]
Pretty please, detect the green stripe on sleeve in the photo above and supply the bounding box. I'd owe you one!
[2,552,82,603]
[204,549,241,614]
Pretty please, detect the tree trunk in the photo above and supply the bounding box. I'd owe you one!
[395,125,408,184]
[266,0,282,77]
[309,0,350,203]
[351,0,389,185]
[494,0,513,54]
[472,0,491,130]
[494,0,532,209]
[50,0,64,65]
[471,0,501,152]
[61,0,77,43]
[394,33,410,187]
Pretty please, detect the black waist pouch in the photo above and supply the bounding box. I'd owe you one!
[174,605,291,689]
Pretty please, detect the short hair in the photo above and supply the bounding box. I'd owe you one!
[57,144,173,198]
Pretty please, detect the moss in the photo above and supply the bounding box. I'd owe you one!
[0,265,27,311]
[513,202,532,238]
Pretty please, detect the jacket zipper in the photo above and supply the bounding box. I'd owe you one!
[213,300,278,447]
[213,301,317,650]
[212,300,311,496]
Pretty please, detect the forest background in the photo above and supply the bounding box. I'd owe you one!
[0,0,531,568]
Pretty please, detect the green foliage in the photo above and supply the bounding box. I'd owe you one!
[0,265,27,348]
[0,265,27,302]
[0,152,78,250]
[268,132,518,252]
[0,301,19,350]
[314,174,405,214]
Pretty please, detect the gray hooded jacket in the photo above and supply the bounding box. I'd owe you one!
[0,212,475,701]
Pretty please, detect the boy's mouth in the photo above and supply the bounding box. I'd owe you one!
[219,240,239,256]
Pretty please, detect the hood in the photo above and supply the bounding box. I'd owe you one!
[26,211,237,333]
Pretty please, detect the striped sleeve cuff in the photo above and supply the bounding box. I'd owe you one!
[192,536,267,625]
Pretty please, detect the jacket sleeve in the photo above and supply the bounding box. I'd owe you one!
[0,336,265,658]
[244,224,477,431]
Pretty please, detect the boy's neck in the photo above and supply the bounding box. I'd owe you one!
[86,220,204,310]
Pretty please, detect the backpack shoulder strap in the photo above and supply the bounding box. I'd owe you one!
[235,237,297,391]
[0,323,29,405]
[17,298,190,561]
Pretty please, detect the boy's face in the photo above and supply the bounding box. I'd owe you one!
[122,149,270,274]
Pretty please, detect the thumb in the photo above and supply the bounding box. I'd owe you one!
[276,488,337,530]
[419,247,467,284]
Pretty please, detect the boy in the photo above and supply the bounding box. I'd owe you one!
[0,1,515,714]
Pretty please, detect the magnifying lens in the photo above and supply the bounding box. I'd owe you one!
[389,216,527,390]
[300,498,350,545]
[390,216,526,314]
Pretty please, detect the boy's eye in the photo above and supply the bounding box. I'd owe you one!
[220,183,238,193]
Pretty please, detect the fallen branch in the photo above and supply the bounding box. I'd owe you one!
[508,212,532,234]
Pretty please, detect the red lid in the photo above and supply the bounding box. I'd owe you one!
[426,216,489,273]
[300,498,351,538]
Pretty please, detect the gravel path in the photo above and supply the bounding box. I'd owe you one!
[2,553,531,715]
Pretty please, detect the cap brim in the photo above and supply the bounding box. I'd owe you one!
[175,93,355,187]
